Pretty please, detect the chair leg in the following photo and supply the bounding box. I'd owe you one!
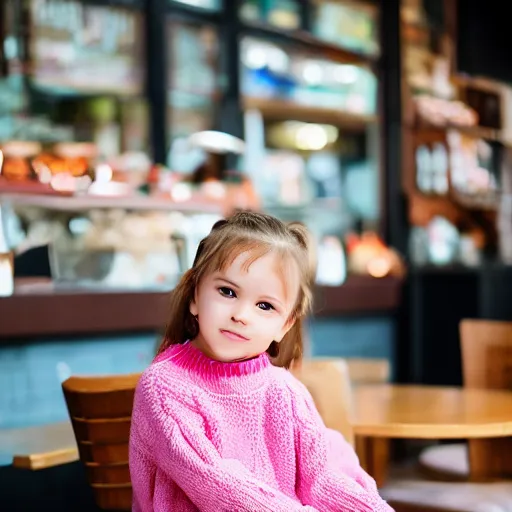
[356,436,390,487]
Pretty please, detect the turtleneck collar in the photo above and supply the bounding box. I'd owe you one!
[154,341,273,395]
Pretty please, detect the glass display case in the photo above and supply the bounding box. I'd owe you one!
[0,0,149,154]
[171,0,221,11]
[29,0,145,95]
[312,0,380,56]
[239,0,302,29]
[239,34,380,246]
[5,198,222,290]
[166,20,220,171]
[240,36,377,114]
[0,0,388,289]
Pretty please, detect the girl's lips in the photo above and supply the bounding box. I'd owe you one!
[220,329,250,342]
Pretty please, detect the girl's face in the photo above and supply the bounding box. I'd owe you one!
[190,250,300,363]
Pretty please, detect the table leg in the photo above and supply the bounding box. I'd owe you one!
[468,438,512,481]
[355,436,389,488]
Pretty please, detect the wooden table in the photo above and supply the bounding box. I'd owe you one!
[7,384,512,473]
[352,385,512,485]
[0,422,78,470]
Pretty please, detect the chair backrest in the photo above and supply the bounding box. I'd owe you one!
[62,373,141,511]
[459,319,512,480]
[292,359,354,445]
[313,357,390,385]
[345,358,390,384]
[460,319,512,389]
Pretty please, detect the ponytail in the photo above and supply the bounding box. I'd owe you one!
[288,222,317,286]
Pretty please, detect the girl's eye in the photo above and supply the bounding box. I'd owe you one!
[219,287,236,298]
[257,302,274,311]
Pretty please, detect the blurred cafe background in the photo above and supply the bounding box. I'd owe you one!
[3,0,512,510]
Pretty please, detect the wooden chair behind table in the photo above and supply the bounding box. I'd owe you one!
[292,359,355,445]
[419,319,512,482]
[308,356,391,486]
[290,359,512,512]
[62,373,141,511]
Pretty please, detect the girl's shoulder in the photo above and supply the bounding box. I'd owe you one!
[267,365,311,399]
[136,346,200,409]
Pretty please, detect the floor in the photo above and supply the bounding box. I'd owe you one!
[0,461,99,512]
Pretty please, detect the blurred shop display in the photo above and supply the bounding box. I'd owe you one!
[0,0,404,295]
[346,231,406,278]
[240,36,377,115]
[0,0,149,152]
[171,0,221,10]
[29,0,144,95]
[240,0,301,30]
[166,21,220,171]
[311,1,379,57]
[400,0,512,268]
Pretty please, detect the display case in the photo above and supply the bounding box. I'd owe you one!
[399,0,511,268]
[311,0,380,57]
[0,0,404,325]
[239,0,302,29]
[238,35,380,269]
[0,0,149,156]
[4,197,222,289]
[166,19,220,171]
[171,0,222,11]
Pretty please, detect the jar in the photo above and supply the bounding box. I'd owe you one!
[0,141,42,181]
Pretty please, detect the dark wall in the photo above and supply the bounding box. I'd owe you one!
[457,0,512,84]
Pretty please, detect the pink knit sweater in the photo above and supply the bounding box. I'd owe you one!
[129,342,393,511]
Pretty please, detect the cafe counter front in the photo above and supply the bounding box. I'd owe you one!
[0,274,402,433]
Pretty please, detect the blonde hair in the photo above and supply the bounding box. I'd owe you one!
[158,210,316,368]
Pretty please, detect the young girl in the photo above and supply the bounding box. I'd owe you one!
[129,210,393,511]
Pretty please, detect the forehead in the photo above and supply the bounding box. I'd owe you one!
[221,250,300,304]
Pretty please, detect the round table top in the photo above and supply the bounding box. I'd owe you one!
[352,385,512,439]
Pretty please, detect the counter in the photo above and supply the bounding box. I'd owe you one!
[0,276,403,339]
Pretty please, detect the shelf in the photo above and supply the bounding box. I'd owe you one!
[264,197,342,214]
[0,192,224,214]
[413,122,503,142]
[313,275,403,317]
[0,279,170,338]
[0,179,67,196]
[242,21,379,66]
[451,190,498,211]
[242,96,377,129]
[0,275,404,338]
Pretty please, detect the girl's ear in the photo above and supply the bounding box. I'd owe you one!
[189,298,198,317]
[275,316,296,343]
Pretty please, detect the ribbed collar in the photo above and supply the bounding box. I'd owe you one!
[154,341,273,395]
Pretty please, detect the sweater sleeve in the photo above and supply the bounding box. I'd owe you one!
[291,381,394,512]
[130,371,320,512]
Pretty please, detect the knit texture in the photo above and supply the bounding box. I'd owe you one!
[129,342,394,511]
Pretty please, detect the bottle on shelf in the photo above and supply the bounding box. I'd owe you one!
[0,203,14,297]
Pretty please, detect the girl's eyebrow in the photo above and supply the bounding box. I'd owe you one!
[214,276,240,289]
[260,295,284,309]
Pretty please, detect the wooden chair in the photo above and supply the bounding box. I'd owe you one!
[292,359,355,445]
[381,319,512,511]
[312,357,391,385]
[419,319,512,482]
[62,373,141,511]
[294,359,512,512]
[345,358,391,385]
[310,356,391,485]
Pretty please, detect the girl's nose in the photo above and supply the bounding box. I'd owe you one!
[231,303,250,325]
